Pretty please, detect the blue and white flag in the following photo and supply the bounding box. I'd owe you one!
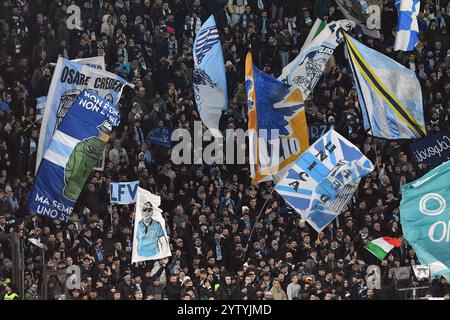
[394,0,420,51]
[29,89,120,222]
[36,96,46,121]
[193,15,227,137]
[345,33,426,139]
[146,127,173,148]
[35,57,133,172]
[110,181,139,204]
[275,128,374,232]
[400,160,450,280]
[279,19,355,98]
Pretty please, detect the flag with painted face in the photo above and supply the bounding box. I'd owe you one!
[400,160,450,280]
[275,128,374,232]
[246,52,309,184]
[36,57,133,172]
[29,89,120,222]
[132,187,171,263]
[193,15,227,136]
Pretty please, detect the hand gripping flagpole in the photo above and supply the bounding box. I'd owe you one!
[241,187,275,261]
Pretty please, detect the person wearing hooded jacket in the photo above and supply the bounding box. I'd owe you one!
[101,15,115,38]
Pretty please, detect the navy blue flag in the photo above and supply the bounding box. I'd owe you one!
[410,129,450,166]
[146,127,172,148]
[29,89,120,222]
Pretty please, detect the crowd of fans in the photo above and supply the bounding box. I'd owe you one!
[0,0,449,300]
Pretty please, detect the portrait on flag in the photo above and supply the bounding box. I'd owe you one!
[132,187,171,263]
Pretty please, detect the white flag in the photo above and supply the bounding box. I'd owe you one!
[132,187,171,263]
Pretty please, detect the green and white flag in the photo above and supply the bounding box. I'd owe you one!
[278,19,355,100]
[366,237,402,260]
[301,19,327,52]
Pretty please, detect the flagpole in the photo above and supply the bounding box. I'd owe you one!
[344,32,381,170]
[242,187,275,261]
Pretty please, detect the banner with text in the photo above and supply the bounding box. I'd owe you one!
[110,181,139,204]
[29,89,120,222]
[410,129,450,166]
[36,57,133,172]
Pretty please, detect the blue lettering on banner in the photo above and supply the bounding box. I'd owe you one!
[110,181,139,204]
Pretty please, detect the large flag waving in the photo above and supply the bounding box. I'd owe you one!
[394,0,420,51]
[132,187,171,263]
[36,57,133,172]
[275,128,374,232]
[279,19,355,99]
[246,53,309,184]
[400,160,450,280]
[345,33,426,139]
[29,89,120,222]
[193,15,227,136]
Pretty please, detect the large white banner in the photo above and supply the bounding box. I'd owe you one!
[36,56,133,172]
[132,187,171,263]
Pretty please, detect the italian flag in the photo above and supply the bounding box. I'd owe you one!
[366,237,402,260]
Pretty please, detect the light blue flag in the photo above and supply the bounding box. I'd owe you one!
[345,33,426,139]
[110,181,139,204]
[36,57,133,173]
[193,15,227,136]
[394,0,420,51]
[400,160,450,280]
[275,128,374,232]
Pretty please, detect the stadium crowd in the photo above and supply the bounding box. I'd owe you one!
[0,0,450,300]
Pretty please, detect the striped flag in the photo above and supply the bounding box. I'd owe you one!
[345,33,426,139]
[394,0,420,51]
[366,237,402,260]
[274,128,374,232]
